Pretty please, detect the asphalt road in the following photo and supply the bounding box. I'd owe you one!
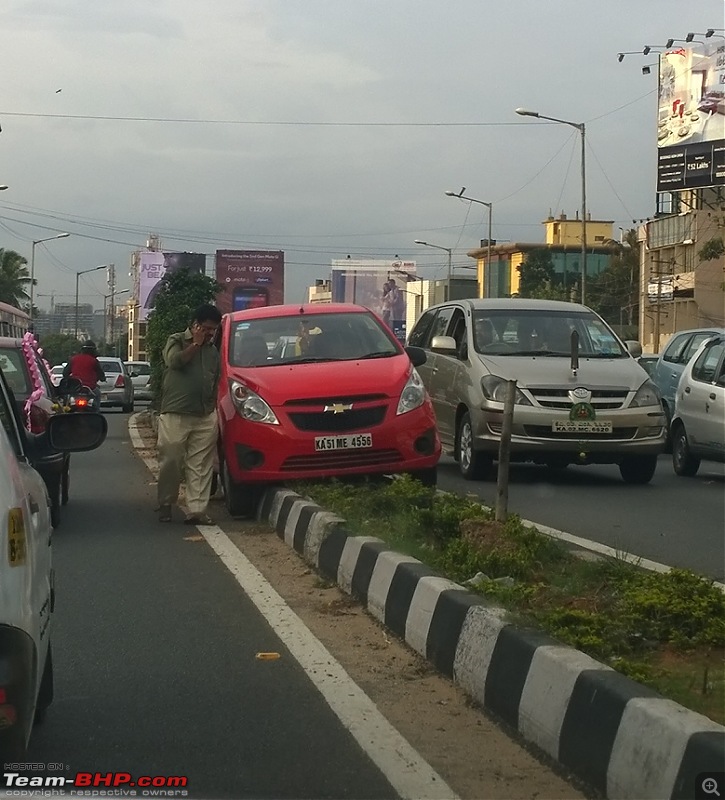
[437,454,725,581]
[27,412,401,799]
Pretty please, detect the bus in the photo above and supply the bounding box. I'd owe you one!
[0,301,31,339]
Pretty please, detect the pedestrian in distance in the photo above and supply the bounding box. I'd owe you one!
[156,304,222,525]
[63,340,105,406]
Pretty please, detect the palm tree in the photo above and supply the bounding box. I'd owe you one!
[0,248,33,308]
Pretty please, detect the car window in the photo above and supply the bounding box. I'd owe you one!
[472,309,625,357]
[0,369,24,458]
[662,334,691,364]
[127,363,151,376]
[428,308,455,344]
[407,309,438,348]
[682,333,717,365]
[691,342,725,383]
[448,309,468,359]
[0,347,31,396]
[229,311,399,366]
[99,360,123,373]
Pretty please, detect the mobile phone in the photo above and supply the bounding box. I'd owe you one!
[233,287,269,311]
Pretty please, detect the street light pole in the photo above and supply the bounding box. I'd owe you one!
[75,265,107,340]
[515,108,587,305]
[445,190,493,297]
[414,239,453,300]
[29,233,70,325]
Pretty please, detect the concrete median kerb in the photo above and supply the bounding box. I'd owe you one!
[257,486,725,800]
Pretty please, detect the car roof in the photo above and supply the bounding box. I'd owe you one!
[227,303,373,322]
[668,327,725,336]
[125,360,149,364]
[428,298,592,313]
[0,337,23,348]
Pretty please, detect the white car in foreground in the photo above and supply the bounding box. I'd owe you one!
[671,334,725,476]
[0,369,107,760]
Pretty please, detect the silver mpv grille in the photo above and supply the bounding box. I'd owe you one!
[529,388,629,410]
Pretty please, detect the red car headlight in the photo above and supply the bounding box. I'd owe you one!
[229,379,279,425]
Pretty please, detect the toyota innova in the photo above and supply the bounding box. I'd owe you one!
[408,298,666,484]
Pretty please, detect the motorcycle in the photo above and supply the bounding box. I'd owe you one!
[56,376,99,412]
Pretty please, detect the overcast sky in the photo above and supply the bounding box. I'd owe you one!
[1,0,723,310]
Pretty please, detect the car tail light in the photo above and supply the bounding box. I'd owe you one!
[29,404,49,434]
[114,375,125,388]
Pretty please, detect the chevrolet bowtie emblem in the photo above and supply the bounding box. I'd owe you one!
[324,403,353,414]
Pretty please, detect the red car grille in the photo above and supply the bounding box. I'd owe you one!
[288,406,387,433]
[280,449,402,472]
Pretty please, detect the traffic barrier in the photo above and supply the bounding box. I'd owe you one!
[258,488,725,800]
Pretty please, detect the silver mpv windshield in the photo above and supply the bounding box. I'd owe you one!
[472,309,626,358]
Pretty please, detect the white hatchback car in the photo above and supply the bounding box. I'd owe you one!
[671,334,725,476]
[0,366,107,759]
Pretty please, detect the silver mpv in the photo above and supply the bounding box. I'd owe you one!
[408,299,666,484]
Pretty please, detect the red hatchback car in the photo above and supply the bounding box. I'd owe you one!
[217,303,441,516]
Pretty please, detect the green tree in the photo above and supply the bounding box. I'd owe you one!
[586,229,640,329]
[36,333,81,366]
[0,248,33,308]
[145,268,222,407]
[516,249,568,300]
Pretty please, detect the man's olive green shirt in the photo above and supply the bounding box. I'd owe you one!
[160,329,220,416]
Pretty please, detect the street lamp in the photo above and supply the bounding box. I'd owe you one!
[75,265,108,340]
[30,233,70,324]
[444,189,493,298]
[414,239,453,301]
[515,107,588,304]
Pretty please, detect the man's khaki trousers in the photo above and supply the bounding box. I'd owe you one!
[157,411,218,515]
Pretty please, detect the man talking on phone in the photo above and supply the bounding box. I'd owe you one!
[156,304,222,524]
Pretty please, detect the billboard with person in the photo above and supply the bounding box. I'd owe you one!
[656,41,725,191]
[215,250,285,316]
[330,259,416,342]
[138,251,206,321]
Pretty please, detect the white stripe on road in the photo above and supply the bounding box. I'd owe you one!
[127,414,458,800]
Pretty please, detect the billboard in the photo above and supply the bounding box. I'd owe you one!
[138,251,206,321]
[215,250,284,316]
[331,259,417,342]
[656,42,725,192]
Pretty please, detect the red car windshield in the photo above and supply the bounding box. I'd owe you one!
[229,312,401,367]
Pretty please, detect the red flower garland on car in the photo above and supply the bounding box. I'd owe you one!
[21,332,47,428]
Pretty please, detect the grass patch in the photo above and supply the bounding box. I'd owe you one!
[295,476,725,725]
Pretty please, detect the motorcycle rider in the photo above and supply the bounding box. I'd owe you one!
[63,341,106,406]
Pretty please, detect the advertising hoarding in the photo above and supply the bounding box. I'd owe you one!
[330,259,417,342]
[215,250,285,316]
[138,251,206,321]
[656,42,725,192]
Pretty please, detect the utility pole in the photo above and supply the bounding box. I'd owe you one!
[108,264,116,351]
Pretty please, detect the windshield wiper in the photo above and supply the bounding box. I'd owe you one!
[359,351,396,359]
[504,349,568,357]
[582,352,626,358]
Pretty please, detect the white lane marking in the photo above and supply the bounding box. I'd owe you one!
[199,524,458,800]
[128,414,458,800]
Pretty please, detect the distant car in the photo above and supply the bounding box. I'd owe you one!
[671,334,725,476]
[97,357,135,412]
[0,338,68,527]
[637,354,659,379]
[0,363,107,761]
[217,303,441,517]
[650,327,725,445]
[49,364,66,387]
[407,298,666,484]
[125,360,152,401]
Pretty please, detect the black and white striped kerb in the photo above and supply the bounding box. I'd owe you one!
[258,488,725,800]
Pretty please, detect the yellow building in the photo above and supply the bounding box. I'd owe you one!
[467,213,616,299]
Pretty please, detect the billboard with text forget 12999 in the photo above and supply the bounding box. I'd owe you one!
[215,250,285,316]
[656,42,725,192]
